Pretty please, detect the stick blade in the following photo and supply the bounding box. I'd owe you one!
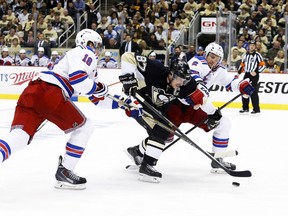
[228,170,252,177]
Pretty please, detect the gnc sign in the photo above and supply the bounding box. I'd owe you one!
[201,17,217,33]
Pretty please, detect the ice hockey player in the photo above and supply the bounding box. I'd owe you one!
[0,29,123,190]
[166,42,254,173]
[30,47,50,67]
[14,49,31,66]
[119,52,209,183]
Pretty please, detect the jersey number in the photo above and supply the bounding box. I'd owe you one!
[135,55,147,72]
[82,54,93,66]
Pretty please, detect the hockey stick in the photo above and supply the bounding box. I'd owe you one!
[107,94,238,159]
[163,93,242,152]
[134,92,252,178]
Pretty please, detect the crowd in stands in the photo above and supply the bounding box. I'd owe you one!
[0,0,287,72]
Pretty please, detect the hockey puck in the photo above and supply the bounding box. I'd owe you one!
[232,182,240,187]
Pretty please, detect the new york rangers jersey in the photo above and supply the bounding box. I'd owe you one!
[187,56,241,92]
[0,55,14,65]
[30,55,49,67]
[38,45,99,98]
[98,57,118,68]
[15,55,31,66]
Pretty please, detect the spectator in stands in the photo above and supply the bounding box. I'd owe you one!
[232,39,246,57]
[21,30,35,48]
[268,41,282,59]
[44,9,56,24]
[14,49,31,66]
[186,45,196,61]
[34,33,51,57]
[4,28,19,47]
[67,2,77,21]
[10,37,21,50]
[114,18,125,35]
[87,3,101,27]
[22,13,34,37]
[119,34,142,56]
[154,25,167,43]
[6,9,16,23]
[179,11,190,28]
[157,39,166,50]
[225,0,239,11]
[264,56,281,73]
[158,16,169,31]
[255,41,268,59]
[0,15,9,29]
[98,51,118,69]
[200,3,217,16]
[257,28,269,48]
[196,0,209,12]
[238,27,252,43]
[42,23,58,48]
[174,16,185,31]
[108,11,118,27]
[184,0,197,13]
[103,24,118,41]
[61,9,74,31]
[167,22,180,44]
[274,49,285,72]
[30,47,49,67]
[53,2,65,16]
[140,17,154,34]
[238,7,250,21]
[147,34,159,50]
[240,18,257,38]
[272,28,285,44]
[0,47,14,65]
[137,25,150,44]
[171,45,186,62]
[17,9,29,25]
[229,47,242,71]
[97,16,110,33]
[74,0,85,14]
[47,0,58,9]
[105,37,120,49]
[51,15,65,35]
[47,50,60,69]
[39,2,50,17]
[157,0,169,17]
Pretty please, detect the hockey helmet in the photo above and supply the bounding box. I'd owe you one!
[204,42,224,63]
[75,29,102,48]
[170,59,191,83]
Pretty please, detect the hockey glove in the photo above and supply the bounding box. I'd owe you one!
[239,79,254,97]
[93,82,109,99]
[205,108,222,130]
[120,97,143,119]
[119,73,138,96]
[185,83,209,109]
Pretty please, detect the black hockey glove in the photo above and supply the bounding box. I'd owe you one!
[119,73,138,96]
[205,108,222,130]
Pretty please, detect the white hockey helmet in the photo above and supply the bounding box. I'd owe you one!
[75,29,102,48]
[204,42,224,63]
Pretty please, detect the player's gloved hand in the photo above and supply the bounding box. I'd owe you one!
[185,83,209,109]
[239,79,254,98]
[119,73,138,96]
[205,108,222,130]
[93,82,109,99]
[119,97,143,119]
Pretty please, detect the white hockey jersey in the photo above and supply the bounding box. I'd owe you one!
[187,55,241,92]
[15,55,31,66]
[0,55,14,65]
[30,54,49,67]
[98,57,118,69]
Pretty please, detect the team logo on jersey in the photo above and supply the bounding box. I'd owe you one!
[151,86,175,107]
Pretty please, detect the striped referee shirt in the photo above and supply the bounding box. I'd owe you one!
[239,51,265,74]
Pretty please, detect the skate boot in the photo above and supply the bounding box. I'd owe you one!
[55,156,86,190]
[211,158,236,174]
[125,145,143,165]
[138,161,162,183]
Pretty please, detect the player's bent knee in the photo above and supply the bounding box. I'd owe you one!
[68,118,94,147]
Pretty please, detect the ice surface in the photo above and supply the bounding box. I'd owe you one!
[0,99,287,216]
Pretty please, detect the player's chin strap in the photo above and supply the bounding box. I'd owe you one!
[133,92,251,178]
[163,93,242,152]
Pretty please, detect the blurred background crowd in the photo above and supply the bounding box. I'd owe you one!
[0,0,287,73]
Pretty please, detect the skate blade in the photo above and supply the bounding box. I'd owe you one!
[138,173,161,183]
[54,181,86,190]
[210,168,227,174]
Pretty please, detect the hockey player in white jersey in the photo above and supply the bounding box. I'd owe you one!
[0,29,126,190]
[14,49,31,66]
[0,47,14,65]
[30,47,49,67]
[166,42,255,173]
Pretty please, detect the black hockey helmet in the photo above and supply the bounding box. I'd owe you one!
[170,59,191,81]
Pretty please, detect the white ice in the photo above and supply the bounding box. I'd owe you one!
[0,99,287,216]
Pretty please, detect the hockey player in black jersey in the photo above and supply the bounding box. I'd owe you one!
[119,52,209,183]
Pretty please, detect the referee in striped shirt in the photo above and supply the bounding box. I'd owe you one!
[238,40,265,114]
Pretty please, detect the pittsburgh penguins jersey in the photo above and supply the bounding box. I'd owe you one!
[187,55,242,92]
[120,52,198,112]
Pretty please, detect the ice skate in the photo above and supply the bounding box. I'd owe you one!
[239,109,249,115]
[210,158,236,174]
[55,156,86,190]
[124,145,143,165]
[138,161,162,183]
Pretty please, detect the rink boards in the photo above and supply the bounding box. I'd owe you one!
[0,66,287,110]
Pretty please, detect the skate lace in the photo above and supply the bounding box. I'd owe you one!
[67,170,81,181]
